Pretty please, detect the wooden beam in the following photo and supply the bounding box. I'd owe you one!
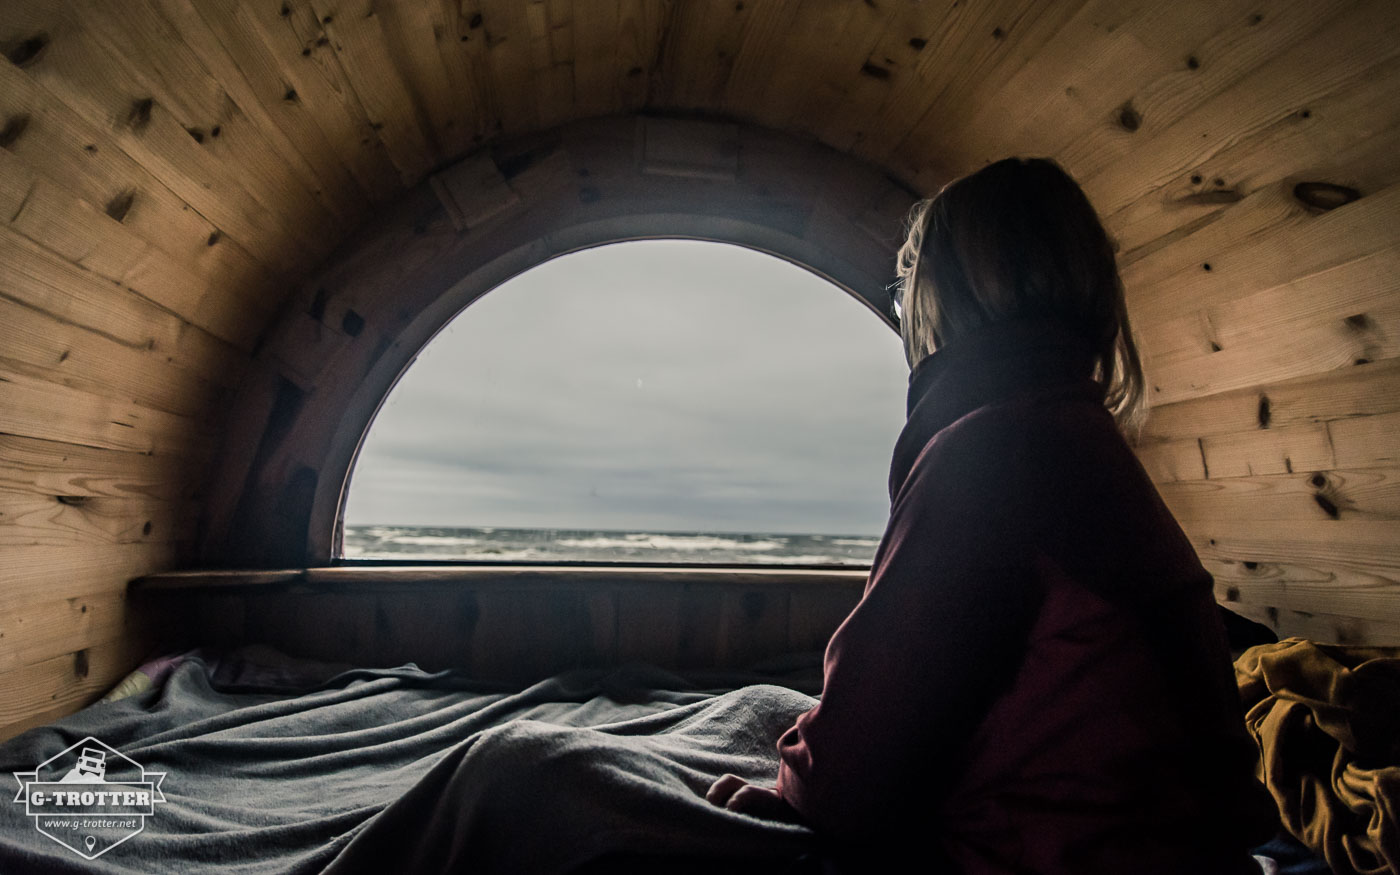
[133,565,865,685]
[134,563,870,593]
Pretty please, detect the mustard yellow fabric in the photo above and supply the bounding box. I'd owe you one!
[1236,637,1400,875]
[98,667,154,703]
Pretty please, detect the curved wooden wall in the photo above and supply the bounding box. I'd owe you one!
[0,0,1397,736]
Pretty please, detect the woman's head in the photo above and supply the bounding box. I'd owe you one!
[894,156,1148,437]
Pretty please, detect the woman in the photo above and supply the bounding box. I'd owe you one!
[706,158,1277,873]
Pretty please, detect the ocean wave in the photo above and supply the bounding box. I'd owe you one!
[552,534,785,552]
[343,526,877,564]
[355,526,402,539]
[383,535,482,546]
[346,547,548,562]
[454,548,548,561]
[748,553,865,565]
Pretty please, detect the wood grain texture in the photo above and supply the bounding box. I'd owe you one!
[0,633,156,737]
[1,0,1399,735]
[131,566,864,681]
[0,0,320,274]
[0,56,283,305]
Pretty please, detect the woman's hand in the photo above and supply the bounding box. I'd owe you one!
[705,774,805,824]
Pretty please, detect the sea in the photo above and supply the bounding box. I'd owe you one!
[343,525,881,566]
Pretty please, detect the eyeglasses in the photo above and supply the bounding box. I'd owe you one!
[887,278,905,320]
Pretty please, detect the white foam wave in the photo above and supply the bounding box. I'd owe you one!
[384,535,482,546]
[358,526,399,538]
[749,553,864,564]
[552,534,784,552]
[346,547,547,562]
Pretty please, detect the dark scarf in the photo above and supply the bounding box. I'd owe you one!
[889,314,1108,504]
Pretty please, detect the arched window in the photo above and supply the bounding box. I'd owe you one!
[341,240,907,566]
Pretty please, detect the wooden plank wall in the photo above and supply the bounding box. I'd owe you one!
[0,0,1396,738]
[133,567,866,682]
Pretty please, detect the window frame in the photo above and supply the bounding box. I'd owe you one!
[336,240,901,573]
[198,118,913,570]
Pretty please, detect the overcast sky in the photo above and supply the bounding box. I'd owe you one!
[343,240,910,536]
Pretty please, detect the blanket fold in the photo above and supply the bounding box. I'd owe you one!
[1,647,823,874]
[1236,637,1400,875]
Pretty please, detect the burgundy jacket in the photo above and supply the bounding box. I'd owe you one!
[774,315,1275,873]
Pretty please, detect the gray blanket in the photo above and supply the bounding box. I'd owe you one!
[1,648,825,873]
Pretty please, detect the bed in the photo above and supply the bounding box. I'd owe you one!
[1,645,828,874]
[0,635,1354,874]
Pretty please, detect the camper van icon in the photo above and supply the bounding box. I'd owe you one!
[11,736,167,860]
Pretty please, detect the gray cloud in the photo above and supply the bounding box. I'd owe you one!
[344,240,909,535]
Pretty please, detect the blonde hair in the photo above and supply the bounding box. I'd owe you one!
[895,157,1149,441]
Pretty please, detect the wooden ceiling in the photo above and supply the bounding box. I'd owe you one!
[2,0,1395,450]
[4,0,1395,312]
[1,0,1399,728]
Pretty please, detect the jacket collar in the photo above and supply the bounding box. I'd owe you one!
[889,315,1107,503]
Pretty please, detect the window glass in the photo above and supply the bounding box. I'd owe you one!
[342,240,908,565]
